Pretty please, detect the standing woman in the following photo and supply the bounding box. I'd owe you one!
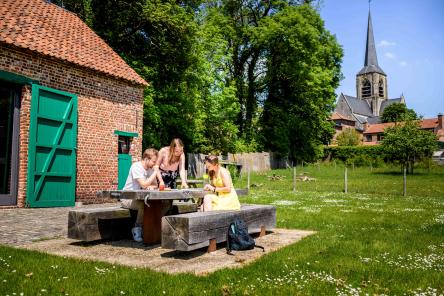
[202,155,240,211]
[155,138,189,189]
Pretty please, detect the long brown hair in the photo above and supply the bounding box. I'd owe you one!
[168,138,184,165]
[204,155,219,180]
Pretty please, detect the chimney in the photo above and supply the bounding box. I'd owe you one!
[438,113,444,129]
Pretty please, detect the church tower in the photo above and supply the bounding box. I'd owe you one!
[356,10,388,116]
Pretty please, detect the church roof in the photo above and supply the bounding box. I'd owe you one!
[357,11,386,76]
[343,95,373,116]
[380,98,404,114]
[0,0,147,86]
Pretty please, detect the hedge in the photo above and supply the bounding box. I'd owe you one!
[323,145,385,166]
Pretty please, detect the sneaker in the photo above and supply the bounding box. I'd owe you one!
[131,227,143,242]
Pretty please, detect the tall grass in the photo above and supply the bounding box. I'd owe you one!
[1,165,443,295]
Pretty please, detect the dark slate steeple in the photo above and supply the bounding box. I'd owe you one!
[357,11,386,75]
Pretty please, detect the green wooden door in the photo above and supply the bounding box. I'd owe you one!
[27,85,77,207]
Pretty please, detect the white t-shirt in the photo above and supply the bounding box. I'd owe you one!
[123,162,156,190]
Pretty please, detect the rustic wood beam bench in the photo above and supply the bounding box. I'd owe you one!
[161,204,276,252]
[68,206,134,241]
[69,188,250,243]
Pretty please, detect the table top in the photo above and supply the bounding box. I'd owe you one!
[98,188,207,201]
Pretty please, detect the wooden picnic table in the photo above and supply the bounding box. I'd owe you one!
[99,188,207,244]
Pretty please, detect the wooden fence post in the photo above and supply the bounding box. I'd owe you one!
[344,166,348,194]
[293,163,296,192]
[247,166,251,190]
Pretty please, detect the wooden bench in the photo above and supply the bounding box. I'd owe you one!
[161,204,276,252]
[68,207,134,241]
[70,188,253,243]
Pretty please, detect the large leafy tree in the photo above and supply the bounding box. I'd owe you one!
[191,9,240,153]
[381,103,418,123]
[205,0,318,144]
[89,0,202,149]
[258,5,343,161]
[54,0,343,160]
[382,120,437,174]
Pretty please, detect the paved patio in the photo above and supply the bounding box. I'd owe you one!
[0,203,117,246]
[0,203,315,274]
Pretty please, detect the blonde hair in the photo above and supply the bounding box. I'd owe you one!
[142,148,158,160]
[168,138,184,165]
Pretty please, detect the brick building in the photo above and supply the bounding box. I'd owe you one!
[362,115,444,145]
[0,0,148,207]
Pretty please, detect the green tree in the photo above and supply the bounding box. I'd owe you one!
[381,103,418,123]
[205,0,319,145]
[88,0,202,149]
[258,5,343,161]
[336,128,361,146]
[49,0,93,25]
[382,120,437,174]
[191,9,240,154]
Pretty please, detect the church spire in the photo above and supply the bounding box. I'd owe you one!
[364,11,378,67]
[357,8,385,75]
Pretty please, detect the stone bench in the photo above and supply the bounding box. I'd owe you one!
[68,206,134,241]
[161,204,276,252]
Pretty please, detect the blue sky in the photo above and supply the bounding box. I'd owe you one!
[319,0,444,118]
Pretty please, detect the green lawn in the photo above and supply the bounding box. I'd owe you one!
[1,164,444,295]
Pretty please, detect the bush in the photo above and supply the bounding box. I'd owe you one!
[336,128,361,146]
[324,145,385,167]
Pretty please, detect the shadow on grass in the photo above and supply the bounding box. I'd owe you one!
[373,171,435,176]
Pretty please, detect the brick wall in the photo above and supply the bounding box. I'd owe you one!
[0,44,145,206]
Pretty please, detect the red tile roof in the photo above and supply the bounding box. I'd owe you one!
[363,122,395,134]
[421,118,439,129]
[330,112,355,121]
[0,0,147,86]
[364,118,440,134]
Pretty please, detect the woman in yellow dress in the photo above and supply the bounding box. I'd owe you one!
[202,155,241,211]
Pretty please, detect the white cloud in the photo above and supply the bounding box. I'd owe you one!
[377,40,396,47]
[399,61,407,67]
[384,52,396,59]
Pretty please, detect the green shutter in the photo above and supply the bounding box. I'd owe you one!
[27,85,77,207]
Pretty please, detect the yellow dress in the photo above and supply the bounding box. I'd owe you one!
[206,172,241,211]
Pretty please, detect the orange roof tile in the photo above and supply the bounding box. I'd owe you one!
[421,118,438,129]
[363,122,395,134]
[0,0,147,86]
[330,112,355,121]
[364,118,440,134]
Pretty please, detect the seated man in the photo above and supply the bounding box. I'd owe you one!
[121,148,160,242]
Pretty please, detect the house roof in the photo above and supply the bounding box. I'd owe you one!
[364,118,440,134]
[363,122,395,134]
[421,118,439,129]
[0,0,147,86]
[330,112,355,121]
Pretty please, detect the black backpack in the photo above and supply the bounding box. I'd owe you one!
[226,218,265,255]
